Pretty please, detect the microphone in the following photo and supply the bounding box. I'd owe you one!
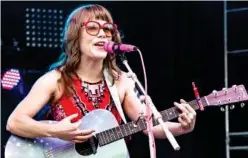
[104,41,137,54]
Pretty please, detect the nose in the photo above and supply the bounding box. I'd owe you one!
[97,28,106,38]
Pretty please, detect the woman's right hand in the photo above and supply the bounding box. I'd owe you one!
[52,113,95,143]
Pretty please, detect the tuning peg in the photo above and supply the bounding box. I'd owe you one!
[241,102,245,108]
[222,88,228,95]
[230,105,235,110]
[232,85,237,92]
[220,107,225,112]
[213,90,218,97]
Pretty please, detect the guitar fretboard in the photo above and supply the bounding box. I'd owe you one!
[96,97,207,146]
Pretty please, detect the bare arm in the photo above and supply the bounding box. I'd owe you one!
[121,73,196,139]
[6,70,61,138]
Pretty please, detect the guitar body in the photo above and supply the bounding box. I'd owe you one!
[6,84,248,158]
[5,109,129,158]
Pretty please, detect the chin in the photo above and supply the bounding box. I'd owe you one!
[92,50,108,59]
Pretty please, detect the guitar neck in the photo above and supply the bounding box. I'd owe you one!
[152,97,207,126]
[96,97,207,147]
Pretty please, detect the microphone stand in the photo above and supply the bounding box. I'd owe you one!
[118,53,180,154]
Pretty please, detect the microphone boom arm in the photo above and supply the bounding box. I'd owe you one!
[118,52,181,152]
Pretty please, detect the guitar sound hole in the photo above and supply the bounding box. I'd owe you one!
[75,136,98,156]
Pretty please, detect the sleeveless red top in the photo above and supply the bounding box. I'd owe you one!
[50,76,123,124]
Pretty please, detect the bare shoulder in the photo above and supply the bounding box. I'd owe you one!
[32,70,61,93]
[116,70,135,89]
[36,70,61,86]
[32,69,63,103]
[109,70,135,104]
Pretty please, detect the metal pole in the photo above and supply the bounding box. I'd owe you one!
[223,1,230,158]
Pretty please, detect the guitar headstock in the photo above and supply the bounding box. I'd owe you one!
[205,85,248,108]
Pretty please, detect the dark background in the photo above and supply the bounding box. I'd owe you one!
[1,1,248,158]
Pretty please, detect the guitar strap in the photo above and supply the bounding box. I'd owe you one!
[104,68,131,158]
[103,68,127,124]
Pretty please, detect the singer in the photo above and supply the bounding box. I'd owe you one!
[6,4,196,158]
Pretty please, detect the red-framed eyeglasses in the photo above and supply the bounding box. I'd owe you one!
[81,21,117,37]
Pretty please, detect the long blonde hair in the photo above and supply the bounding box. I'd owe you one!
[50,4,122,96]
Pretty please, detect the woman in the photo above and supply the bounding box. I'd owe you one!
[7,3,196,149]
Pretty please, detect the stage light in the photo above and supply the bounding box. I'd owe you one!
[25,8,64,49]
[1,69,21,90]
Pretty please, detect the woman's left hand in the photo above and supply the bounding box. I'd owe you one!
[138,96,196,133]
[174,99,197,132]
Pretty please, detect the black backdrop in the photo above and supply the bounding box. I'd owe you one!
[1,1,248,158]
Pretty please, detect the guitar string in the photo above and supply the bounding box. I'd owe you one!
[46,96,243,157]
[46,142,74,157]
[157,101,199,123]
[50,102,199,153]
[46,100,201,156]
[47,133,108,156]
[53,145,75,158]
[48,121,143,156]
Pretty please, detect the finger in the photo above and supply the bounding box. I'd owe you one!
[180,113,191,124]
[65,113,79,121]
[72,139,87,143]
[180,99,187,104]
[73,134,94,141]
[64,120,82,132]
[178,116,188,128]
[72,129,95,136]
[183,104,197,117]
[174,102,187,113]
[187,113,195,121]
[68,123,81,133]
[72,120,82,128]
[80,129,96,135]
